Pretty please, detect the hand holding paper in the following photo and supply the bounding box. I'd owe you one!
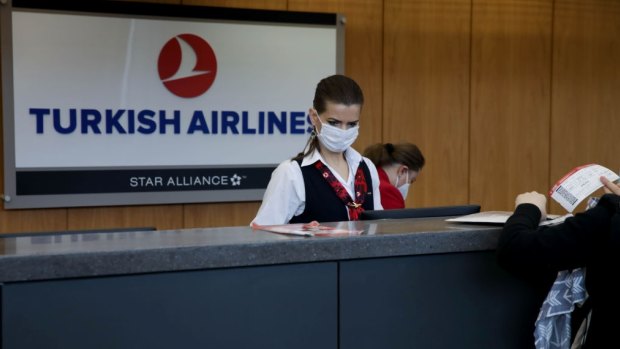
[601,176,620,195]
[549,164,620,212]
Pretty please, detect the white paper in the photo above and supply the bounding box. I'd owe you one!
[252,223,363,237]
[446,211,564,225]
[549,164,619,212]
[445,211,515,224]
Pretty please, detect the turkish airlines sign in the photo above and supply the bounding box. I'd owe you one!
[1,2,341,208]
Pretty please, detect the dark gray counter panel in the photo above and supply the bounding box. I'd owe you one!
[340,252,542,349]
[2,262,337,349]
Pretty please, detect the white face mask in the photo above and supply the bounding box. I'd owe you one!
[395,171,410,199]
[316,121,359,153]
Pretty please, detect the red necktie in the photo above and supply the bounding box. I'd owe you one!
[314,161,367,220]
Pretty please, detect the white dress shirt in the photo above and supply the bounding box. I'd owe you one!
[251,147,383,225]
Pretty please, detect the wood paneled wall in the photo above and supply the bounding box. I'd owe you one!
[384,0,471,208]
[1,0,618,233]
[470,0,553,210]
[550,0,620,212]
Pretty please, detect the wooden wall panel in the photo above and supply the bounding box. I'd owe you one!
[0,208,67,234]
[288,0,384,151]
[67,205,186,232]
[384,0,471,208]
[470,0,552,211]
[550,0,620,213]
[67,205,183,231]
[184,202,261,228]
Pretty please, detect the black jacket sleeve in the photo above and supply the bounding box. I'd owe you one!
[497,194,620,276]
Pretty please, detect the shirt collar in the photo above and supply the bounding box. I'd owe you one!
[300,147,362,167]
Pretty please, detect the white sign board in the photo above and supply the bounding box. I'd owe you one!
[1,0,344,208]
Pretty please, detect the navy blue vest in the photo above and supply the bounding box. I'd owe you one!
[289,159,374,223]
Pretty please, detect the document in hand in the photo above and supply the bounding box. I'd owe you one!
[549,164,620,212]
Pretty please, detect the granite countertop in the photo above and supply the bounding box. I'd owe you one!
[0,217,501,283]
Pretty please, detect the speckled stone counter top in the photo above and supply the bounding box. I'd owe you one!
[0,217,501,283]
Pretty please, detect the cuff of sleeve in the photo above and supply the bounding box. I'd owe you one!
[514,203,542,224]
[598,194,620,213]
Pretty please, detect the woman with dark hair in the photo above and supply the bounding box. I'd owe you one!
[251,75,382,225]
[363,142,425,209]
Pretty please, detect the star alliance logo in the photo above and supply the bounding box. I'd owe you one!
[130,173,243,188]
[231,174,241,186]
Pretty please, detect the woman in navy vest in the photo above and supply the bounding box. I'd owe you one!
[252,75,383,225]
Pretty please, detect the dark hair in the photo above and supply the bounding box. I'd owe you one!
[363,142,425,171]
[293,75,364,161]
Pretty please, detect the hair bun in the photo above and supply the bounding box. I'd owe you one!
[385,143,395,154]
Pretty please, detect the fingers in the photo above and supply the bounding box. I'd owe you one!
[601,176,620,195]
[515,191,546,206]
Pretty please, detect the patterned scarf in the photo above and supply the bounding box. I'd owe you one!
[534,268,587,349]
[314,160,367,220]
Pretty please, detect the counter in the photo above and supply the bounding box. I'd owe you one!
[0,217,498,282]
[0,217,542,349]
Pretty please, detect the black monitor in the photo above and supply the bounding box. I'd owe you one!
[359,205,481,221]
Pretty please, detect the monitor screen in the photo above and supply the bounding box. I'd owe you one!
[360,205,481,220]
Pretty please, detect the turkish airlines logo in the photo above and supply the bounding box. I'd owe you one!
[157,34,217,98]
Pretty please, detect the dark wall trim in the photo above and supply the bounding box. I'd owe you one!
[12,0,338,25]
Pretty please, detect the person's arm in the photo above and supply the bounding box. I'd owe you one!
[251,160,305,226]
[497,193,620,275]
